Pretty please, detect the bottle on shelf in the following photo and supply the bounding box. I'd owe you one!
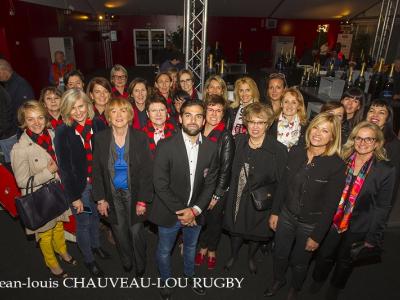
[300,68,307,87]
[314,63,321,87]
[304,69,311,87]
[290,46,297,67]
[220,59,226,79]
[381,63,395,103]
[327,61,335,77]
[206,53,216,78]
[237,41,244,63]
[368,58,384,98]
[214,41,222,63]
[344,67,354,90]
[276,47,285,72]
[354,62,366,92]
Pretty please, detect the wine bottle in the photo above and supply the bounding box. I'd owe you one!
[214,41,222,63]
[381,63,395,103]
[300,68,307,87]
[206,54,215,78]
[290,46,297,67]
[304,70,311,87]
[354,62,366,91]
[237,41,244,63]
[276,47,285,72]
[344,67,354,90]
[327,61,335,77]
[368,58,384,98]
[220,59,226,79]
[315,63,321,87]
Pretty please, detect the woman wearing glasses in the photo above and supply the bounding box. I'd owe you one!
[266,112,345,300]
[227,77,261,136]
[267,73,287,113]
[110,64,129,99]
[269,87,308,151]
[224,102,287,274]
[178,69,198,100]
[309,122,395,300]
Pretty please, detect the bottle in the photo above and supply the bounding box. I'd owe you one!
[344,67,354,90]
[300,68,307,87]
[310,63,317,87]
[315,63,321,87]
[368,58,384,98]
[220,59,226,79]
[214,41,222,63]
[327,61,335,77]
[237,41,244,63]
[354,62,366,91]
[381,63,395,103]
[304,70,311,87]
[290,46,297,67]
[206,53,215,78]
[276,47,285,72]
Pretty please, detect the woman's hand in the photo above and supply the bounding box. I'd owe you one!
[269,214,279,231]
[136,203,146,216]
[97,200,109,217]
[305,237,319,252]
[208,197,218,210]
[47,159,58,174]
[72,199,84,214]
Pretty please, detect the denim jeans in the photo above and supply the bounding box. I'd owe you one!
[156,221,201,282]
[0,134,17,163]
[71,183,100,263]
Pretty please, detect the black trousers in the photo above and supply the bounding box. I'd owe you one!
[312,226,365,289]
[110,189,146,272]
[198,197,225,251]
[273,208,315,290]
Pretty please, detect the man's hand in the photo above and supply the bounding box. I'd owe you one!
[176,208,196,226]
[305,237,319,252]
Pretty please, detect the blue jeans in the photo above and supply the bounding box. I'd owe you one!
[156,221,201,282]
[71,184,100,263]
[0,134,17,163]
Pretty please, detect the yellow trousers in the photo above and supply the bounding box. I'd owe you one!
[38,222,67,268]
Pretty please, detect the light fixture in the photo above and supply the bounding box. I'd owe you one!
[317,24,329,33]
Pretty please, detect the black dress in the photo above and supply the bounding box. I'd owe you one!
[223,134,287,241]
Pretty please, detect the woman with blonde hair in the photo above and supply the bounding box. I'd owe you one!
[226,76,260,136]
[203,75,228,101]
[269,87,308,150]
[266,112,346,300]
[93,98,153,276]
[55,89,110,277]
[309,121,396,300]
[11,100,73,278]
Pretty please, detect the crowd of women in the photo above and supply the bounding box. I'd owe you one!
[7,62,400,300]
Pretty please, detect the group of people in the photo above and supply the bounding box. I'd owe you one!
[0,55,399,300]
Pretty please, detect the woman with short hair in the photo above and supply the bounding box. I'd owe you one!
[55,89,110,277]
[224,102,287,274]
[39,87,63,130]
[269,87,308,151]
[93,98,153,276]
[127,78,150,129]
[178,69,198,100]
[320,101,348,142]
[11,100,73,278]
[266,112,345,300]
[110,64,129,99]
[309,121,396,300]
[87,77,112,125]
[341,87,365,133]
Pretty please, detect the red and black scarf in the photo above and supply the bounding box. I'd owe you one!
[206,121,225,143]
[73,119,93,182]
[26,128,58,163]
[49,115,64,130]
[93,106,108,126]
[142,120,176,155]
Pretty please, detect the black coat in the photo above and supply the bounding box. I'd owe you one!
[224,134,288,240]
[92,128,153,225]
[272,146,346,243]
[224,107,240,133]
[268,119,307,149]
[149,131,219,227]
[347,159,395,246]
[0,85,15,139]
[385,135,400,205]
[213,130,235,198]
[55,118,106,204]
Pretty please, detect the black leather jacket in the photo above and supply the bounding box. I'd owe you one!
[214,130,235,198]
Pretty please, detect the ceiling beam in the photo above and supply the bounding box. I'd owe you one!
[268,0,286,18]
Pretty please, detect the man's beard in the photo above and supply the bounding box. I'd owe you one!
[182,123,202,136]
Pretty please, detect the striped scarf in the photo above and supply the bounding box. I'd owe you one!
[93,106,108,126]
[25,128,58,163]
[206,121,225,143]
[49,115,64,130]
[73,119,93,183]
[142,120,176,156]
[333,153,373,233]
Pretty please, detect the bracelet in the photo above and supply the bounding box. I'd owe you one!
[136,202,146,207]
[212,194,220,201]
[190,208,197,217]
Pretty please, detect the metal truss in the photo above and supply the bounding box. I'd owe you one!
[371,0,399,61]
[183,0,208,94]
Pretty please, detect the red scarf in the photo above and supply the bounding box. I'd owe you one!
[206,121,225,143]
[25,128,58,163]
[93,106,108,126]
[142,120,176,155]
[112,86,129,99]
[49,115,64,130]
[73,119,93,183]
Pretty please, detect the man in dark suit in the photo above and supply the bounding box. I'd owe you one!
[149,100,219,300]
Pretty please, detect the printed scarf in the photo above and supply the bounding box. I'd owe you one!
[142,120,176,155]
[73,118,94,183]
[26,128,57,163]
[207,121,225,143]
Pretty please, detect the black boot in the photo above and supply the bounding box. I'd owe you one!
[248,241,259,275]
[263,280,287,297]
[224,236,243,271]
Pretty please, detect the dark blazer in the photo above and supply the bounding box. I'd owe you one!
[272,145,346,243]
[347,159,395,246]
[224,107,240,133]
[149,131,219,227]
[92,128,153,225]
[385,135,400,205]
[268,119,307,149]
[213,130,235,198]
[55,118,106,204]
[224,134,288,239]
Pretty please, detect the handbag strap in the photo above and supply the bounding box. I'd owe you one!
[25,176,34,194]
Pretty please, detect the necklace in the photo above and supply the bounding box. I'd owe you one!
[249,137,263,148]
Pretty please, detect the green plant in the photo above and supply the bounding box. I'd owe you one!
[167,26,183,51]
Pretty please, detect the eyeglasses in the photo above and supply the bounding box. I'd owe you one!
[354,136,376,144]
[149,108,167,114]
[247,120,267,126]
[113,75,127,80]
[179,79,192,84]
[207,108,223,114]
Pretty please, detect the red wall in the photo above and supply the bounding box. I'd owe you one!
[0,1,340,94]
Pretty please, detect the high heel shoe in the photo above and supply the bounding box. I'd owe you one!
[248,258,257,275]
[59,254,78,266]
[50,269,69,278]
[224,257,236,271]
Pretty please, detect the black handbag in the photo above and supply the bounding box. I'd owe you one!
[350,241,382,266]
[15,176,69,231]
[243,161,275,211]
